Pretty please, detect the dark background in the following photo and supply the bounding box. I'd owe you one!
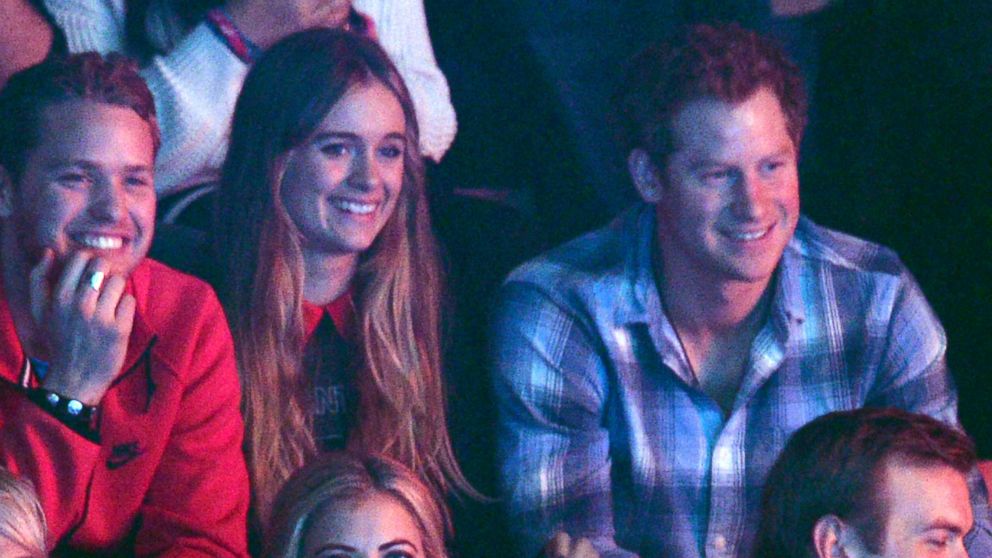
[423,0,992,454]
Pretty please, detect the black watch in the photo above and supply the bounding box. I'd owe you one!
[26,388,99,441]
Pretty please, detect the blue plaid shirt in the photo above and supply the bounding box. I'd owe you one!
[491,204,992,558]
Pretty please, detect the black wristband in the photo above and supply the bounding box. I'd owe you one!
[26,388,99,442]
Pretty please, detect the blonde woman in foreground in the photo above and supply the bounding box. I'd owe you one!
[266,452,448,558]
[0,467,46,558]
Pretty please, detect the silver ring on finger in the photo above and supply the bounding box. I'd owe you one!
[87,270,105,292]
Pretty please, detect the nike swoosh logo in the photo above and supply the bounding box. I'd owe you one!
[106,442,145,470]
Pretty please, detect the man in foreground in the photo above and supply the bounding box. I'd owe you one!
[755,407,976,558]
[491,22,991,558]
[0,53,248,555]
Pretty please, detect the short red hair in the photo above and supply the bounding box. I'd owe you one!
[612,22,807,165]
[753,407,976,558]
[0,52,160,181]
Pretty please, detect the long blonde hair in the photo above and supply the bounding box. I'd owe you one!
[214,29,468,523]
[266,452,449,558]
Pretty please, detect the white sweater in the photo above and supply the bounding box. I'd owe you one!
[44,0,458,197]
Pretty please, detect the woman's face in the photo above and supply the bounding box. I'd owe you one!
[301,493,426,558]
[280,80,406,262]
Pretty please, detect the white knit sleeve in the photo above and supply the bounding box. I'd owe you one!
[44,0,126,53]
[355,0,457,162]
[140,23,248,196]
[42,0,247,197]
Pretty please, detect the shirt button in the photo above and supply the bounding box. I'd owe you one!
[713,534,727,552]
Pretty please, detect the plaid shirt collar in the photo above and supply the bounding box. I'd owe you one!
[611,204,810,394]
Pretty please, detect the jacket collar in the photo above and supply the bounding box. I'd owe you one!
[119,260,156,378]
[0,275,24,385]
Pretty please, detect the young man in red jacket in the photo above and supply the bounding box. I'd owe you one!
[0,52,249,555]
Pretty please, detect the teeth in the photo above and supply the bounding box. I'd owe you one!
[78,235,123,249]
[729,229,767,241]
[331,199,376,215]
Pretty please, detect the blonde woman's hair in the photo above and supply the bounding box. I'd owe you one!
[0,468,47,557]
[265,452,448,558]
[214,28,471,525]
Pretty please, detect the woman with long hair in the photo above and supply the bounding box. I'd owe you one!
[266,452,448,558]
[213,28,468,526]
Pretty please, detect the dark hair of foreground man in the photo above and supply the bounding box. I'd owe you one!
[754,407,977,558]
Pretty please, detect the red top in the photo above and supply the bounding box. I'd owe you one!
[302,290,357,450]
[303,290,356,344]
[0,259,249,556]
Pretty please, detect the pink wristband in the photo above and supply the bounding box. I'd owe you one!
[205,8,262,64]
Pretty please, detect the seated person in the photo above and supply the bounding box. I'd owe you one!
[211,28,470,532]
[490,22,992,558]
[265,452,448,558]
[42,0,457,200]
[0,467,46,558]
[0,53,248,555]
[753,407,979,558]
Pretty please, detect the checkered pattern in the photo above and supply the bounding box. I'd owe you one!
[491,205,991,558]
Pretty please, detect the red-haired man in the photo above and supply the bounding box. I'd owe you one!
[491,22,992,558]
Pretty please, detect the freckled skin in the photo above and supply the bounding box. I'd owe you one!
[280,81,407,267]
[833,463,973,558]
[655,87,800,291]
[873,463,972,558]
[1,100,156,278]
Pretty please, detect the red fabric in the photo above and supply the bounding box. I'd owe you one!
[205,8,257,64]
[0,259,249,556]
[303,290,356,343]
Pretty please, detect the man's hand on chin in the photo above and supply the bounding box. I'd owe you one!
[30,249,135,406]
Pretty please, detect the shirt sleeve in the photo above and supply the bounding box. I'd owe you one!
[866,268,955,419]
[867,269,992,550]
[490,281,639,558]
[134,295,249,557]
[355,0,457,162]
[43,0,248,197]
